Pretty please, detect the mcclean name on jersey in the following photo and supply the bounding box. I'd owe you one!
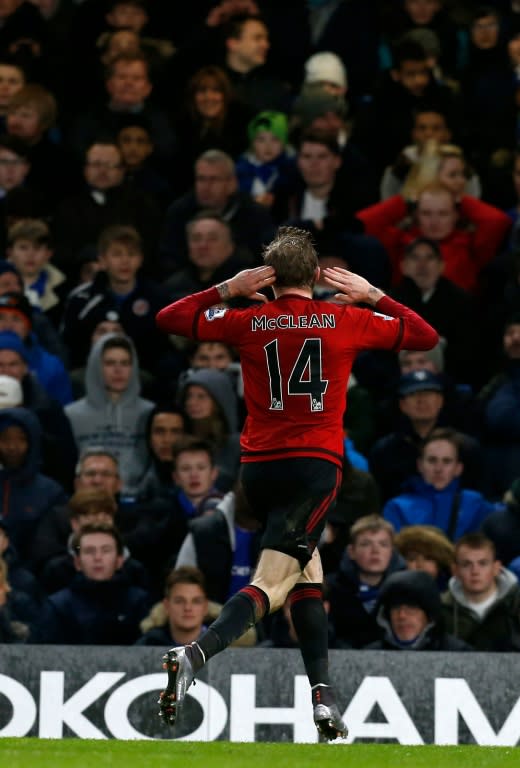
[251,314,336,331]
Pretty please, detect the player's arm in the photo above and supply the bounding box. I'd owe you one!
[156,266,276,338]
[321,266,439,350]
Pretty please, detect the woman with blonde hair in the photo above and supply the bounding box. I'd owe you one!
[358,151,509,292]
[401,140,481,201]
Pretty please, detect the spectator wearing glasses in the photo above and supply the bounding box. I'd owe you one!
[29,447,123,574]
[52,139,162,271]
[36,488,150,596]
[30,446,167,585]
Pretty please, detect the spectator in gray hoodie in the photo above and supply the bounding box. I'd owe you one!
[176,367,241,492]
[64,333,154,495]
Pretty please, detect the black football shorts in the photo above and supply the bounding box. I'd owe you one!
[240,457,342,567]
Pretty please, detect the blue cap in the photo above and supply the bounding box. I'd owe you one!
[0,330,29,362]
[398,370,443,397]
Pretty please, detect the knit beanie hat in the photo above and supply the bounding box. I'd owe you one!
[0,294,33,333]
[304,51,348,90]
[248,111,289,146]
[379,570,442,621]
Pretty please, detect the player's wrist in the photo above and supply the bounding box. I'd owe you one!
[216,280,233,300]
[367,286,385,305]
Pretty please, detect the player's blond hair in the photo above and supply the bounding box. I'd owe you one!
[263,226,318,289]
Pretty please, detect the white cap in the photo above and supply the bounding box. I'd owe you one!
[0,375,23,408]
[304,51,347,90]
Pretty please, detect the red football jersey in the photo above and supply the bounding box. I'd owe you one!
[157,288,438,468]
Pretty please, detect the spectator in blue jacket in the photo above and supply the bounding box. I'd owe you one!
[0,407,67,566]
[0,292,72,405]
[370,369,483,501]
[383,427,495,541]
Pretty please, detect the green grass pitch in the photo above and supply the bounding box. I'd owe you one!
[0,739,518,768]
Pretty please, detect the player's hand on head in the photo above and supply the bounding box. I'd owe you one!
[226,266,276,302]
[320,267,372,304]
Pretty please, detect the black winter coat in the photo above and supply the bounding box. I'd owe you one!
[326,549,406,648]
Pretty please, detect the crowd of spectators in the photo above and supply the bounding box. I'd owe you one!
[1,0,520,652]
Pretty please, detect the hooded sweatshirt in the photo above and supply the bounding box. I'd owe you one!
[177,368,241,492]
[65,334,154,495]
[0,407,67,566]
[442,567,520,651]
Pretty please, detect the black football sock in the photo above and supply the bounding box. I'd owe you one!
[194,585,270,668]
[289,583,329,689]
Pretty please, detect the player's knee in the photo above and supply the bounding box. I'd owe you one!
[251,575,294,612]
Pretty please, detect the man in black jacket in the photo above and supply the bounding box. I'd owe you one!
[158,149,275,275]
[326,514,406,648]
[391,237,480,388]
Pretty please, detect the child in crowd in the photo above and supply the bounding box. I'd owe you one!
[60,224,173,375]
[7,218,67,327]
[235,110,296,215]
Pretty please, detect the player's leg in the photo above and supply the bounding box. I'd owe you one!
[158,458,303,726]
[158,546,301,725]
[290,549,347,740]
[158,458,341,729]
[193,547,302,661]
